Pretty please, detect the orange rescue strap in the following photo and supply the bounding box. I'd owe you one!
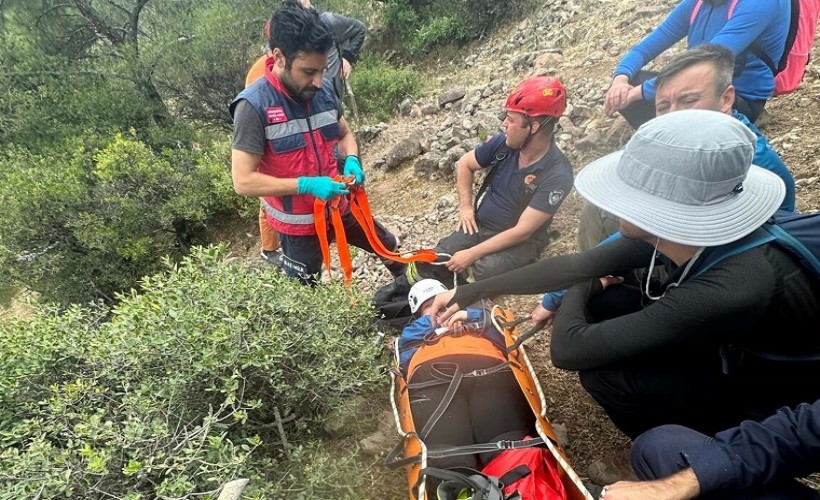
[313,177,440,285]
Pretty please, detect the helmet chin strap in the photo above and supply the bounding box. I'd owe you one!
[521,116,555,149]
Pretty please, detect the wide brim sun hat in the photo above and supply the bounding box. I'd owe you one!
[575,109,786,247]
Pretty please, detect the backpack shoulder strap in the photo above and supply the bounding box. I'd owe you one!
[693,229,774,277]
[690,0,704,24]
[474,142,511,212]
[763,212,820,280]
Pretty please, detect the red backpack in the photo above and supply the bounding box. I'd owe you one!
[480,442,567,500]
[690,0,820,95]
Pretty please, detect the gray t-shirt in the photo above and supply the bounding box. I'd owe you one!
[231,100,265,155]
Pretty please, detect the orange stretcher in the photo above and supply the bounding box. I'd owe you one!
[387,306,594,500]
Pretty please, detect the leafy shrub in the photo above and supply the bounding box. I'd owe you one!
[380,0,535,54]
[0,134,249,305]
[349,54,422,121]
[409,16,468,54]
[0,247,382,498]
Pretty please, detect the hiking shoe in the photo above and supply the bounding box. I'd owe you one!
[260,249,284,268]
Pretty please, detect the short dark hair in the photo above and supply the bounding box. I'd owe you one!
[268,2,333,68]
[655,44,735,96]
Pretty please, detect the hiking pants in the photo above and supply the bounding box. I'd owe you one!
[408,355,534,470]
[259,206,280,252]
[576,285,820,439]
[631,424,820,499]
[278,211,405,284]
[618,71,767,129]
[576,201,620,252]
[410,226,547,285]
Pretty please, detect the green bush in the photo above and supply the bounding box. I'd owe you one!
[380,0,535,54]
[0,247,382,498]
[349,54,422,121]
[0,134,249,305]
[409,16,469,54]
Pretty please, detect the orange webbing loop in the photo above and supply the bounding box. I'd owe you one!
[313,175,354,285]
[347,185,439,264]
[313,177,439,285]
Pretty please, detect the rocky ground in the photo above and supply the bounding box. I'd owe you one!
[231,0,820,495]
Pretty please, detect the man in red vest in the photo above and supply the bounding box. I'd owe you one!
[229,3,403,284]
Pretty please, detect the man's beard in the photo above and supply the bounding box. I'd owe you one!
[281,71,320,101]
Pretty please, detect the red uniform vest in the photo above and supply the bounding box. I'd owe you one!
[231,58,343,236]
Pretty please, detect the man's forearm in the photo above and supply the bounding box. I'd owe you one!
[337,130,358,159]
[468,226,530,259]
[659,469,701,499]
[605,468,701,500]
[455,161,476,209]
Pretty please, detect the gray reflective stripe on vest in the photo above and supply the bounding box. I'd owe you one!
[310,110,338,130]
[265,119,308,140]
[264,110,338,140]
[260,199,314,224]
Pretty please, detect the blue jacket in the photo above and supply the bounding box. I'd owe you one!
[734,111,795,212]
[614,0,791,101]
[685,399,820,494]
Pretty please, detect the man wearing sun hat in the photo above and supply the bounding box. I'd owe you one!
[429,109,820,440]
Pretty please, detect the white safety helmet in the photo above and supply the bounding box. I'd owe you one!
[408,279,448,314]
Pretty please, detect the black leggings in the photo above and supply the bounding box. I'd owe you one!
[408,355,534,469]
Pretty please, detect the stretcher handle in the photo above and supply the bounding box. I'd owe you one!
[505,319,547,354]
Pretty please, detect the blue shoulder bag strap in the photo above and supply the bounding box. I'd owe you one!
[692,229,774,277]
[763,210,820,280]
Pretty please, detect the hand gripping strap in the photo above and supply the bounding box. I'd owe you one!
[313,179,439,285]
[313,176,355,285]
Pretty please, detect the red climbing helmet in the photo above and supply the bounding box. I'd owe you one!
[504,76,567,118]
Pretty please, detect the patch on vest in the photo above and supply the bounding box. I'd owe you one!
[548,190,565,206]
[524,174,537,185]
[265,106,287,124]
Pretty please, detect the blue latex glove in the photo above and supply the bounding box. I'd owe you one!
[296,176,349,200]
[343,155,365,185]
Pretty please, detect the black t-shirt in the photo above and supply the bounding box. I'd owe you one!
[473,134,573,233]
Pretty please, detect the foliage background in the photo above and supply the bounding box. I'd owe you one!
[0,0,536,495]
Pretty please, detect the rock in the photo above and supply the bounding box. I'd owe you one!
[439,87,467,108]
[399,98,414,117]
[462,137,482,151]
[587,453,637,486]
[604,116,632,143]
[435,193,457,211]
[414,152,442,176]
[798,97,813,108]
[571,104,596,121]
[552,422,570,448]
[511,52,534,70]
[576,129,602,150]
[421,103,439,115]
[323,396,368,438]
[359,430,391,457]
[631,6,666,19]
[357,124,386,144]
[445,145,467,163]
[438,157,455,175]
[474,111,502,138]
[384,134,424,170]
[587,50,604,62]
[533,52,563,69]
[488,79,504,93]
[558,116,577,134]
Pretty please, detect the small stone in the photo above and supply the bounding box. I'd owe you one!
[439,87,467,107]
